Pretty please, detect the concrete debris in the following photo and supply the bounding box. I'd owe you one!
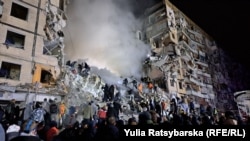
[61,65,105,106]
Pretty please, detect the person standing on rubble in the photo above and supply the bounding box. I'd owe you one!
[132,79,137,89]
[102,84,109,102]
[113,100,122,121]
[123,78,128,87]
[108,85,115,101]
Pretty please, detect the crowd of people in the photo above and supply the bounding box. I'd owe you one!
[0,79,250,141]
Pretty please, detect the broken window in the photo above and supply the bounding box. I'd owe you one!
[0,61,21,80]
[186,84,191,90]
[155,9,166,21]
[0,1,3,18]
[59,0,64,11]
[199,55,206,62]
[170,79,175,87]
[191,84,200,92]
[10,3,28,20]
[154,78,167,90]
[153,39,160,48]
[171,33,175,40]
[179,81,183,89]
[197,64,202,70]
[40,69,53,84]
[148,15,155,24]
[179,33,188,43]
[5,31,25,48]
[136,31,142,40]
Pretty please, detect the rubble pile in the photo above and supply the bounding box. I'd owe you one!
[60,64,105,106]
[57,60,170,118]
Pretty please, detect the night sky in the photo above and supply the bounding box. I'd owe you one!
[133,0,250,70]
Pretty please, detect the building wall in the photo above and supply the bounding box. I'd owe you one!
[0,55,33,85]
[0,25,34,58]
[143,0,250,111]
[143,0,216,107]
[0,0,38,31]
[0,0,62,87]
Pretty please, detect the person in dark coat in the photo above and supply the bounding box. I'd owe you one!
[53,122,80,141]
[106,103,117,120]
[5,99,16,124]
[113,101,122,120]
[108,85,115,101]
[123,78,128,87]
[0,106,4,122]
[77,120,96,141]
[103,84,109,102]
[95,116,119,141]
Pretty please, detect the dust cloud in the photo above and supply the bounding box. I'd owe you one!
[64,0,151,84]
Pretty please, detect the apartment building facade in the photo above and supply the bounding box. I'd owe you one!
[141,0,249,111]
[0,0,67,102]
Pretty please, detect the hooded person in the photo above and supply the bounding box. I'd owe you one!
[6,124,20,141]
[10,120,40,141]
[223,111,238,125]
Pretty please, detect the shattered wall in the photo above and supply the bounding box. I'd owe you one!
[142,0,215,107]
[141,0,250,112]
[0,0,69,103]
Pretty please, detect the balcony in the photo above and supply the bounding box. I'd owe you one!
[189,76,201,85]
[145,19,169,38]
[201,85,214,94]
[145,2,164,17]
[195,59,208,67]
[196,69,211,78]
[179,40,198,54]
[180,51,191,61]
[186,89,208,99]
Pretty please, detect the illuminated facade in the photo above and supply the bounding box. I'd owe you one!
[142,0,250,110]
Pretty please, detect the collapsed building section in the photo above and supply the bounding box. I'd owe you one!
[0,0,68,104]
[141,0,250,112]
[43,1,66,67]
[141,1,214,109]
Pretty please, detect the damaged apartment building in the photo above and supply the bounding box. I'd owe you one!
[0,0,68,104]
[141,0,250,112]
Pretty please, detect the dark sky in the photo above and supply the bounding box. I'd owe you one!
[133,0,250,70]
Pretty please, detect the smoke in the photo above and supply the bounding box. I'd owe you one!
[64,0,151,84]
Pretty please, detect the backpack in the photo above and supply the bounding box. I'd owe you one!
[50,104,58,114]
[31,108,45,123]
